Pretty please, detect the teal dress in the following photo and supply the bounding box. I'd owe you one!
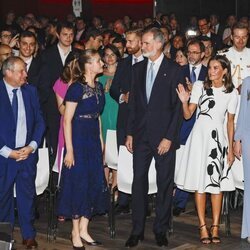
[99,74,118,142]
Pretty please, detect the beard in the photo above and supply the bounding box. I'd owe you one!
[142,49,157,58]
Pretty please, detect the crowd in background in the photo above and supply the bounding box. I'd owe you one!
[1,9,250,249]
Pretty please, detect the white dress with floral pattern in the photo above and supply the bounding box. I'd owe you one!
[175,81,238,194]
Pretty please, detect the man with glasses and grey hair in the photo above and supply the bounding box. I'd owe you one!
[125,27,184,248]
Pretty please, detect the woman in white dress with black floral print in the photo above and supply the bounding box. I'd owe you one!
[175,55,238,244]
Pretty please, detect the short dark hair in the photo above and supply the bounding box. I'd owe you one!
[20,30,37,41]
[187,38,205,53]
[112,35,126,47]
[56,21,74,35]
[85,28,102,41]
[103,44,121,60]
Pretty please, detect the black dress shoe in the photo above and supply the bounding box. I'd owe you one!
[155,233,168,247]
[173,207,185,216]
[80,237,102,246]
[72,246,85,250]
[125,235,144,248]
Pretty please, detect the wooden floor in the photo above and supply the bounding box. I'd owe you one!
[12,194,250,250]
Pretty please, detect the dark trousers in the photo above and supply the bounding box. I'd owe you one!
[173,188,189,209]
[131,138,175,236]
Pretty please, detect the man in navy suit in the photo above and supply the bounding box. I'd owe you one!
[110,28,144,214]
[173,39,208,216]
[0,57,45,249]
[125,27,184,248]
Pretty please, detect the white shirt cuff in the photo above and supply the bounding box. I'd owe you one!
[0,146,12,158]
[29,141,38,153]
[119,94,125,104]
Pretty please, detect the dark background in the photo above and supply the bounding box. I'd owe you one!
[0,0,250,25]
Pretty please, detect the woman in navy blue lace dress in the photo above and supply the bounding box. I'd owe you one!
[57,49,107,249]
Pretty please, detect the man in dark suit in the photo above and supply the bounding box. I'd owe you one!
[173,39,207,216]
[0,57,45,249]
[125,27,184,248]
[110,28,143,214]
[39,21,74,165]
[18,31,41,87]
[198,16,223,53]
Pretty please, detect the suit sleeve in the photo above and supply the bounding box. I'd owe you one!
[30,87,46,146]
[110,61,123,103]
[165,66,185,142]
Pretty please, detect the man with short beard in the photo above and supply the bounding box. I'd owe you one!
[125,27,184,248]
[110,28,143,214]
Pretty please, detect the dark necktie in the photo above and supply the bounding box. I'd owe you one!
[190,66,196,83]
[12,89,18,125]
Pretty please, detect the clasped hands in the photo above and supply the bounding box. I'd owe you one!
[125,136,171,155]
[10,146,34,161]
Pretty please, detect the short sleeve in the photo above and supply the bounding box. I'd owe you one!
[190,81,203,104]
[64,82,82,103]
[227,89,238,114]
[53,78,68,99]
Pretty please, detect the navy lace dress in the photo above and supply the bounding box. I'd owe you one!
[57,81,108,219]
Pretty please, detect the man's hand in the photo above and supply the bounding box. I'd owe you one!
[121,92,130,103]
[233,141,242,160]
[157,138,172,155]
[16,146,34,161]
[125,135,133,153]
[9,150,21,160]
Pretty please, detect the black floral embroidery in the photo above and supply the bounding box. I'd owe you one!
[205,129,231,189]
[197,88,215,119]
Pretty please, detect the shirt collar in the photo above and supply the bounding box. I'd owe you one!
[148,53,164,67]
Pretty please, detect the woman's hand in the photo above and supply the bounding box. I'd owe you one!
[227,149,235,167]
[176,84,190,103]
[233,141,242,160]
[64,151,74,168]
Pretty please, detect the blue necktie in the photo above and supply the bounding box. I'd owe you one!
[190,66,196,83]
[12,89,18,125]
[146,62,154,102]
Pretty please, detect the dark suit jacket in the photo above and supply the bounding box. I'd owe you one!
[180,64,207,145]
[199,33,223,52]
[0,80,45,164]
[110,55,134,131]
[27,56,42,88]
[127,56,184,149]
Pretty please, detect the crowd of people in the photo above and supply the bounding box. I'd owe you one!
[0,9,250,249]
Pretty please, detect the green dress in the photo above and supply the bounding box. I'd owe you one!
[99,74,118,142]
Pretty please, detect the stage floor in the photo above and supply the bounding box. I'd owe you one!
[12,194,249,250]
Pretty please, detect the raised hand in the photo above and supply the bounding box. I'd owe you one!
[176,83,190,103]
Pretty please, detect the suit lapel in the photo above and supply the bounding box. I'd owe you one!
[20,85,30,141]
[141,59,148,105]
[147,57,168,104]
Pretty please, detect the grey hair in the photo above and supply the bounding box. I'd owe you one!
[2,56,24,76]
[143,27,165,46]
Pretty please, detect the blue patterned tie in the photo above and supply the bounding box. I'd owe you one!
[146,62,154,102]
[12,89,18,125]
[190,66,196,83]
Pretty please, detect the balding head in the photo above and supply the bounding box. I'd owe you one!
[0,44,12,66]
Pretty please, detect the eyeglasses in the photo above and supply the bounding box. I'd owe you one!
[187,51,201,55]
[198,23,208,28]
[1,34,12,38]
[204,45,213,50]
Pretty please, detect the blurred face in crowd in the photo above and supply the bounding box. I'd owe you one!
[126,33,141,55]
[160,27,170,43]
[57,27,74,48]
[76,19,85,31]
[202,40,213,59]
[19,36,36,58]
[173,35,184,49]
[113,41,125,58]
[175,50,188,66]
[232,28,249,52]
[113,21,125,35]
[0,45,12,65]
[144,18,152,28]
[170,19,178,30]
[0,31,12,45]
[187,43,204,66]
[198,19,210,35]
[227,15,237,27]
[104,48,118,66]
[91,35,103,50]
